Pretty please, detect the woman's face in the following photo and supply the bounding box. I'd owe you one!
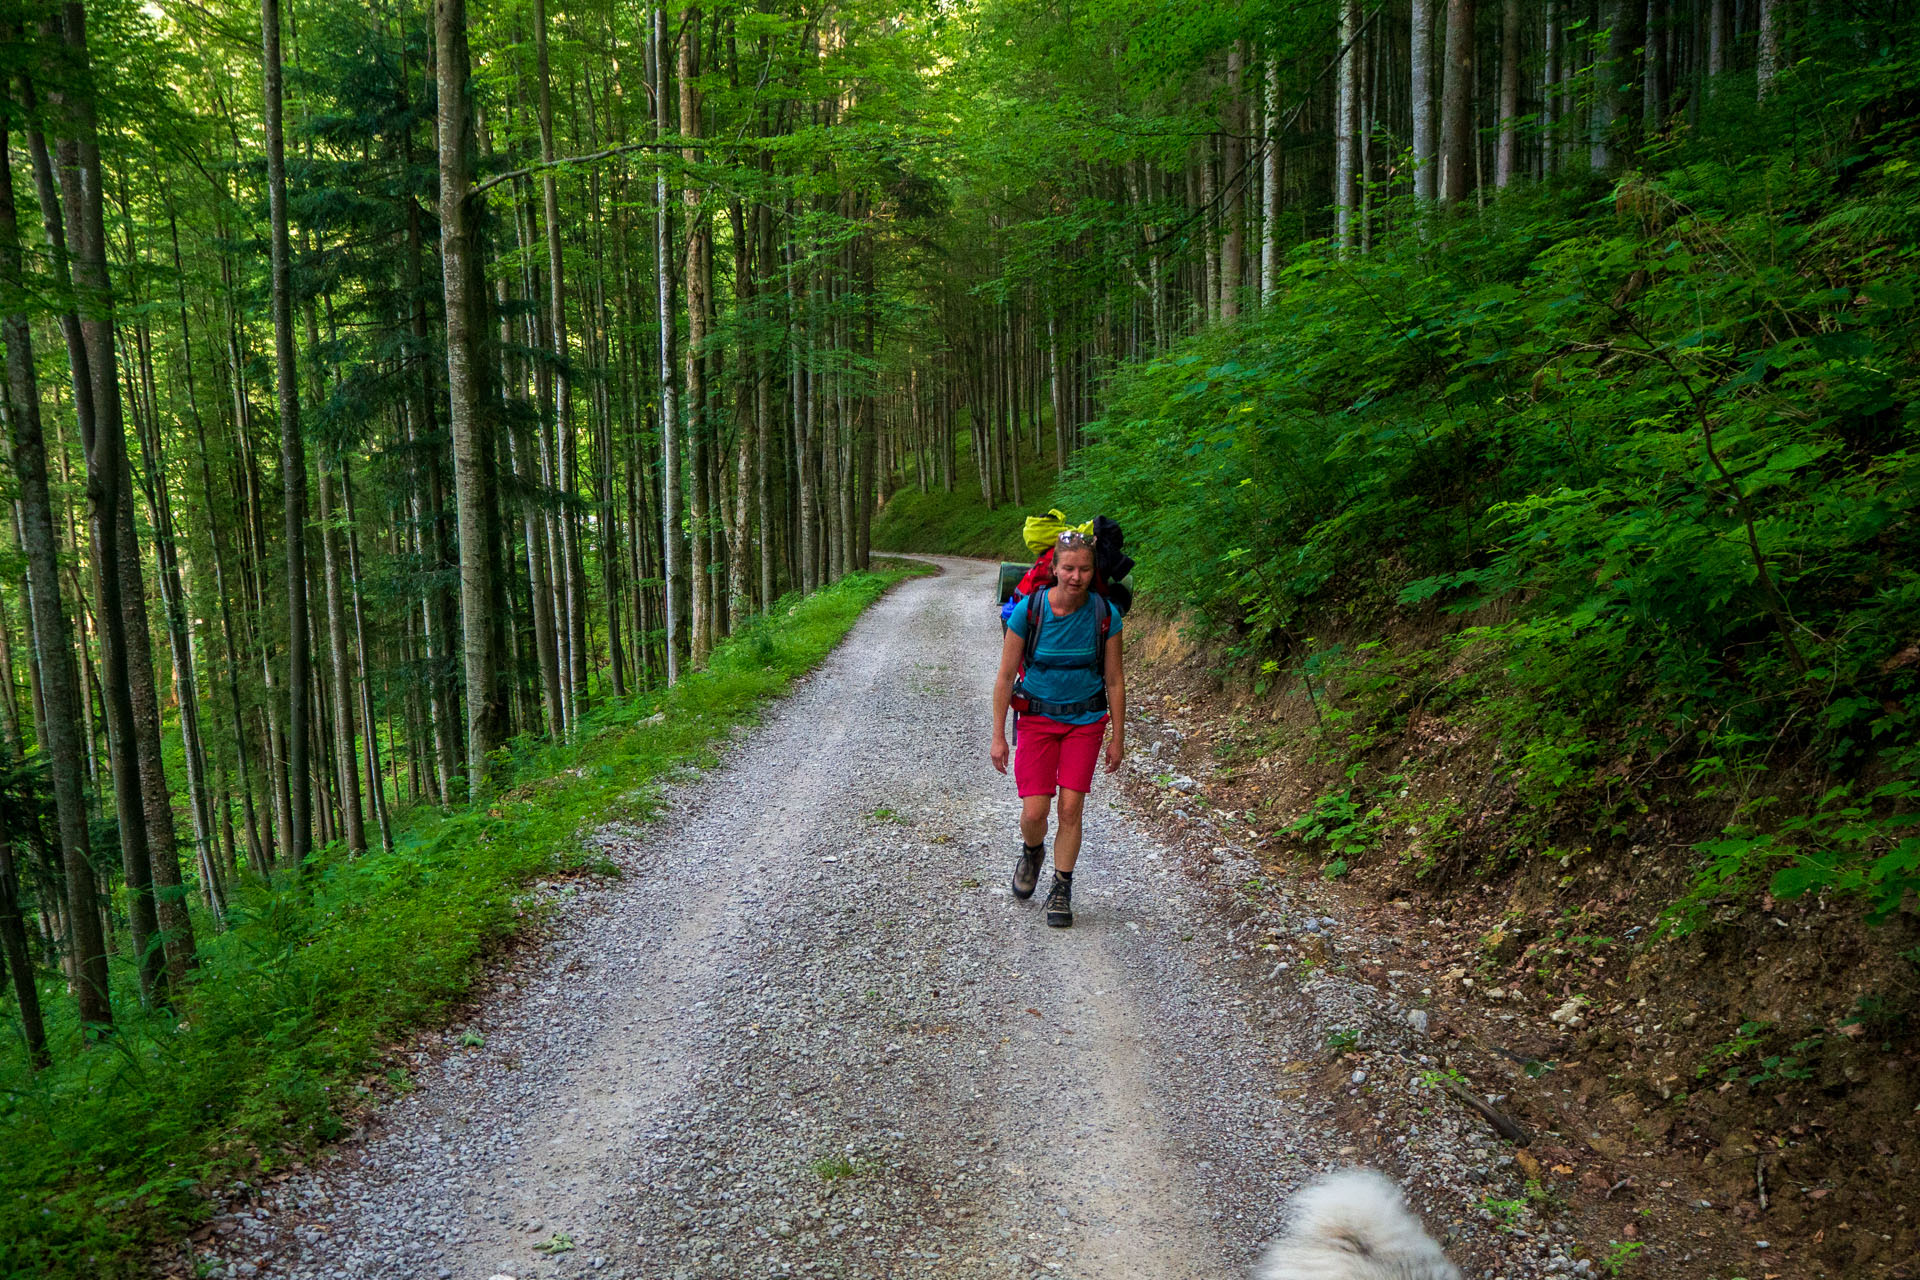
[1053,546,1095,595]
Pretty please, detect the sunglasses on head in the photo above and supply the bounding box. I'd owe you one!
[1056,530,1096,549]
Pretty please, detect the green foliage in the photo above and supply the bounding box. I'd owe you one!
[1598,1239,1645,1277]
[0,570,912,1279]
[1696,1019,1828,1088]
[871,430,1061,561]
[1286,766,1389,861]
[1066,41,1920,926]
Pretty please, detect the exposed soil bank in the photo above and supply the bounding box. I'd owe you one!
[1118,606,1920,1280]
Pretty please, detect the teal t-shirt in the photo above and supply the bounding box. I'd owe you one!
[1008,588,1123,725]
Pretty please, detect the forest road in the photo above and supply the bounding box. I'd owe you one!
[205,556,1371,1280]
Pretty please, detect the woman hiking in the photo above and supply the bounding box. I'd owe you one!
[990,529,1125,928]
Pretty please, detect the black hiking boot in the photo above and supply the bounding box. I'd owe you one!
[1012,842,1044,900]
[1044,872,1074,928]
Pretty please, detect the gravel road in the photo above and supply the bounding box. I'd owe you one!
[196,557,1551,1280]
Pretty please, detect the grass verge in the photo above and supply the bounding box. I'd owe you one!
[0,566,924,1279]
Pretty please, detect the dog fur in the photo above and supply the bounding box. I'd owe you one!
[1254,1169,1465,1280]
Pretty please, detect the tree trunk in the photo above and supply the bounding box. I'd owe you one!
[1543,1,1563,174]
[1262,57,1283,298]
[317,464,366,854]
[534,0,589,721]
[338,462,393,851]
[1591,0,1641,171]
[262,0,311,865]
[1221,42,1246,315]
[1756,0,1784,100]
[654,2,684,682]
[1197,148,1220,322]
[756,201,776,611]
[130,312,220,920]
[39,18,168,997]
[1645,0,1669,128]
[1334,0,1360,249]
[0,837,47,1067]
[1439,0,1476,204]
[437,0,504,791]
[1411,0,1438,202]
[1496,0,1522,187]
[681,11,714,661]
[0,124,110,1033]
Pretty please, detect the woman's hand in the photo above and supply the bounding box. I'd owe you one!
[991,735,1010,774]
[1103,733,1124,774]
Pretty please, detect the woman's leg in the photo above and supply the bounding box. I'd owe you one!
[1020,793,1053,847]
[1053,788,1086,872]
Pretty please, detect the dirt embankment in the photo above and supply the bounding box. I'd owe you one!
[1119,608,1920,1280]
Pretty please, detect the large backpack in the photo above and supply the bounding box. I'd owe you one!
[998,515,1135,623]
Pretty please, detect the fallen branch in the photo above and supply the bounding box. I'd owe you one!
[1436,1072,1532,1146]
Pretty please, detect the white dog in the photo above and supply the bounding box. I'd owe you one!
[1255,1169,1465,1280]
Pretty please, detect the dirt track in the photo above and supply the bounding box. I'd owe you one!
[194,557,1545,1280]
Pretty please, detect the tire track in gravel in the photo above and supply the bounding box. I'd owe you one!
[197,557,1375,1280]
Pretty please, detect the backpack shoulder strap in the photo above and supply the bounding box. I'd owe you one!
[1020,588,1044,672]
[1094,593,1111,678]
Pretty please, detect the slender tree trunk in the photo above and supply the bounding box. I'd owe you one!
[1197,149,1219,322]
[339,462,392,851]
[437,0,503,791]
[317,464,365,854]
[131,319,219,920]
[1221,42,1246,315]
[1439,0,1476,204]
[1544,1,1563,173]
[0,124,109,1032]
[1411,0,1438,202]
[1592,0,1641,171]
[681,11,714,661]
[38,26,169,997]
[654,2,684,682]
[1334,0,1360,250]
[755,202,775,611]
[1645,0,1669,128]
[1496,0,1522,187]
[1756,0,1784,100]
[1261,56,1283,298]
[262,0,311,864]
[793,249,819,593]
[534,0,588,720]
[0,837,47,1067]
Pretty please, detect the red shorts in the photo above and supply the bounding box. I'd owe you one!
[1014,715,1109,797]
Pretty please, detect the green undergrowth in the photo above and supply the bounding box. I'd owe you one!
[1066,40,1920,932]
[0,566,922,1279]
[872,433,1062,561]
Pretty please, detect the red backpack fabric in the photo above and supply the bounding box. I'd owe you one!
[1014,548,1055,600]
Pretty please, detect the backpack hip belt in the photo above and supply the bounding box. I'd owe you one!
[1011,685,1110,719]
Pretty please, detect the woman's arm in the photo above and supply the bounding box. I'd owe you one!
[990,626,1024,773]
[1102,632,1126,773]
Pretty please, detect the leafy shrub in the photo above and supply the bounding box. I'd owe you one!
[1065,41,1920,923]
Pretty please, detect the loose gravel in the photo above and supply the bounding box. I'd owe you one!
[193,558,1559,1280]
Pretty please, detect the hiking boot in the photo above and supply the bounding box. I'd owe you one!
[1012,842,1044,900]
[1044,874,1074,928]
